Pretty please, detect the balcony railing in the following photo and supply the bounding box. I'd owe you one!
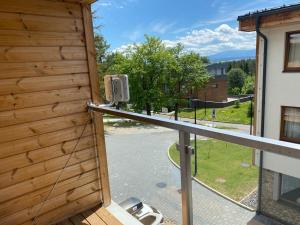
[88,103,300,225]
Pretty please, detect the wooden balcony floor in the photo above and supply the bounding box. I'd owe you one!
[57,206,123,225]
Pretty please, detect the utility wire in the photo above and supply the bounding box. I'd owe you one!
[30,118,91,225]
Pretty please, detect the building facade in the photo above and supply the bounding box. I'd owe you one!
[239,4,300,225]
[195,75,228,102]
[189,62,228,102]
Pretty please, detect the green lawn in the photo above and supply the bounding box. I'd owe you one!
[169,139,258,201]
[179,102,251,125]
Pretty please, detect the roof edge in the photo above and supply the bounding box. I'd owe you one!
[237,3,300,21]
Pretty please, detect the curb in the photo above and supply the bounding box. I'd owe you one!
[240,187,258,203]
[167,145,256,212]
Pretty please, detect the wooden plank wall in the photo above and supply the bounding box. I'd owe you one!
[0,0,106,224]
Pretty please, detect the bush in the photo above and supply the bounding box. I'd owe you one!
[234,100,240,108]
[242,76,254,94]
[231,87,242,95]
[227,68,246,95]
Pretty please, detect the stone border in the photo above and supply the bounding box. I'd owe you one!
[167,144,256,212]
[240,187,258,203]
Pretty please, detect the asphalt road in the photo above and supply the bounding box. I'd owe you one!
[105,127,255,225]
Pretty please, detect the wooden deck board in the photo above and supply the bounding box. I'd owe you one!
[57,206,123,225]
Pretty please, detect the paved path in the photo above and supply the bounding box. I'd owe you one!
[155,114,251,134]
[105,127,255,225]
[104,114,251,134]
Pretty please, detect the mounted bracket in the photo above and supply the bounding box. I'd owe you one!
[176,144,194,155]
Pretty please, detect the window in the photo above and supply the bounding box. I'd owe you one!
[280,106,300,143]
[277,107,300,207]
[285,31,300,71]
[280,174,300,207]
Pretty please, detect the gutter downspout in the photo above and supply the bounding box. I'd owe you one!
[255,16,268,214]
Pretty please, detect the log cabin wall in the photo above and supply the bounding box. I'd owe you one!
[0,0,109,224]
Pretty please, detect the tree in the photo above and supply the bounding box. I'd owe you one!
[103,36,210,117]
[166,45,210,120]
[200,56,210,64]
[227,68,246,95]
[226,59,256,76]
[110,36,173,115]
[242,75,254,94]
[94,33,110,100]
[95,34,110,64]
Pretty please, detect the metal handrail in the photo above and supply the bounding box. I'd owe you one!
[88,103,300,225]
[89,104,300,159]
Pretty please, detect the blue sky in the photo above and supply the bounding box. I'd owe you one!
[92,0,298,58]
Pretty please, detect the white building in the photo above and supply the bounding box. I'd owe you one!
[238,4,300,225]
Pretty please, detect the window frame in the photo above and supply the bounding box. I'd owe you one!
[284,31,300,72]
[280,106,300,144]
[279,173,300,208]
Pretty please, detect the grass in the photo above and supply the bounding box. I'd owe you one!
[169,139,258,201]
[214,125,237,130]
[179,102,251,125]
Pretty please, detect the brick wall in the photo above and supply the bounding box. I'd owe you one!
[194,76,228,102]
[261,169,300,225]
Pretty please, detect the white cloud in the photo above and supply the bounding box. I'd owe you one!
[97,2,112,7]
[151,22,176,34]
[114,24,255,56]
[125,29,143,42]
[113,44,134,53]
[173,0,295,34]
[163,24,256,56]
[94,0,138,10]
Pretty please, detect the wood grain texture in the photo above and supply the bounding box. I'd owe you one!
[69,214,91,225]
[0,86,91,112]
[0,170,98,218]
[239,10,300,32]
[83,4,111,207]
[0,182,100,225]
[21,193,101,225]
[0,12,84,32]
[0,124,93,159]
[93,207,123,225]
[82,209,106,225]
[0,74,89,95]
[0,100,88,127]
[0,147,96,189]
[0,1,103,224]
[0,0,82,18]
[0,135,94,174]
[0,61,88,79]
[0,30,85,46]
[0,112,90,144]
[0,158,97,203]
[57,206,123,225]
[0,46,86,62]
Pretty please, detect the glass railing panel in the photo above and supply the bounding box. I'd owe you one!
[104,119,182,224]
[184,135,258,225]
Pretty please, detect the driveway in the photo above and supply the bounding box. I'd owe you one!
[105,126,255,225]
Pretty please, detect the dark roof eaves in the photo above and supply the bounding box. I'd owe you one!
[237,3,300,21]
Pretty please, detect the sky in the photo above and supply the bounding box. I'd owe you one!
[92,0,299,60]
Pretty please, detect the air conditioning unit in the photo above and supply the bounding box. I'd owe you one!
[104,75,130,103]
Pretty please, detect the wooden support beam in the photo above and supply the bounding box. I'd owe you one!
[82,4,111,206]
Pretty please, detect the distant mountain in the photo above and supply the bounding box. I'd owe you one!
[208,50,255,62]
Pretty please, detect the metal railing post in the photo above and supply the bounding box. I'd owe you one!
[179,130,193,225]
